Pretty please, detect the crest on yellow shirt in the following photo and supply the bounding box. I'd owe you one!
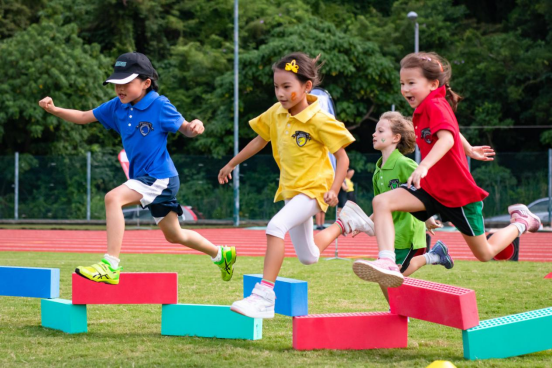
[292,131,311,147]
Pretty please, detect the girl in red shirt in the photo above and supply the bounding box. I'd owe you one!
[353,52,541,288]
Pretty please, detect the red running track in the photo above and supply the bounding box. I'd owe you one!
[0,229,551,262]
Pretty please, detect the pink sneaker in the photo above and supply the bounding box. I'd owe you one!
[352,258,404,288]
[508,204,542,233]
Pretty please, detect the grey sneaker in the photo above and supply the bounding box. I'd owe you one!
[428,240,454,269]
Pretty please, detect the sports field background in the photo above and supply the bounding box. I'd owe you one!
[1,228,551,367]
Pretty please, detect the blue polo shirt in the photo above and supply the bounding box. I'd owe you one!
[93,91,184,179]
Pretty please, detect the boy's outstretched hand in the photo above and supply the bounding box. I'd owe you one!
[38,96,56,114]
[180,119,205,137]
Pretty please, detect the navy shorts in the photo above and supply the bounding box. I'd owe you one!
[124,175,183,224]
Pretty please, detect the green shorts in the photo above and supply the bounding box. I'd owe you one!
[402,186,485,236]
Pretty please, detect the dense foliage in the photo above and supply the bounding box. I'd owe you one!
[0,0,550,157]
[0,0,551,220]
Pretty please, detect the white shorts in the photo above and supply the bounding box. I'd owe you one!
[266,194,322,265]
[124,175,183,224]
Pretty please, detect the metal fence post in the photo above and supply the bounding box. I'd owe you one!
[14,152,18,220]
[87,151,91,221]
[548,148,552,226]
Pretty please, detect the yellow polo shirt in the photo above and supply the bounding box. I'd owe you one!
[249,95,355,212]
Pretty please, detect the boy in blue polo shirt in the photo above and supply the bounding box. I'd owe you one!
[39,52,236,284]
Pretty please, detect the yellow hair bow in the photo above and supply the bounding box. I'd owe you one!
[285,60,299,73]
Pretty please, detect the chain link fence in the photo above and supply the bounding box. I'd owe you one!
[0,151,550,224]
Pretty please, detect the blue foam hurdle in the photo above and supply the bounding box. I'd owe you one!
[161,304,262,340]
[243,274,307,317]
[0,266,59,298]
[41,299,87,334]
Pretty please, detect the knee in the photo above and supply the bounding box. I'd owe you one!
[475,253,492,262]
[297,254,319,265]
[266,219,286,239]
[372,194,388,212]
[105,190,120,207]
[164,232,180,244]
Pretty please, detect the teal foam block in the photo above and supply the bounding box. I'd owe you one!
[41,299,87,334]
[161,304,262,340]
[244,274,307,316]
[0,266,59,298]
[462,307,552,360]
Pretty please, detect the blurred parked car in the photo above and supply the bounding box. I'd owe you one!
[485,198,551,224]
[122,205,200,223]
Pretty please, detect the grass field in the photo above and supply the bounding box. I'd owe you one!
[1,251,551,367]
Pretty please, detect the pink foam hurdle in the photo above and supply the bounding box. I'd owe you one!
[293,312,407,350]
[388,277,479,329]
[72,273,177,304]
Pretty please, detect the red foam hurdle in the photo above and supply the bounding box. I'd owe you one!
[72,273,177,305]
[388,277,479,330]
[293,312,407,350]
[545,272,552,279]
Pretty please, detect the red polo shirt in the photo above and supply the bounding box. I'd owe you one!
[412,86,488,207]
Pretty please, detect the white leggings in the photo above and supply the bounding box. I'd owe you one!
[266,194,322,265]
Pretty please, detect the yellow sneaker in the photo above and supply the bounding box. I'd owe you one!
[213,246,236,281]
[75,259,122,285]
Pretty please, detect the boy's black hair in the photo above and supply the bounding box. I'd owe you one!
[138,70,159,92]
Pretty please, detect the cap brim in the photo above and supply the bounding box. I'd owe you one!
[103,73,139,85]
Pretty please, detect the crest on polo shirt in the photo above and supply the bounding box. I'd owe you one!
[137,121,154,136]
[388,179,400,190]
[292,131,311,147]
[421,128,432,144]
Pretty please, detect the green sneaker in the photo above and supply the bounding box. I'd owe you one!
[214,246,237,281]
[75,259,122,285]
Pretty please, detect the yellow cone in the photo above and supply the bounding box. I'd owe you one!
[426,361,457,368]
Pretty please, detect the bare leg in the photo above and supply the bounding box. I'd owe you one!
[380,285,390,304]
[158,212,218,257]
[402,256,427,276]
[314,223,342,253]
[104,185,142,258]
[462,224,519,262]
[263,235,285,282]
[372,189,426,252]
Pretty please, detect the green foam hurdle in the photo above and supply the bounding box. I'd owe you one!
[462,307,552,360]
[41,299,87,334]
[161,304,262,340]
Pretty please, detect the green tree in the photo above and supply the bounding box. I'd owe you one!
[0,18,114,155]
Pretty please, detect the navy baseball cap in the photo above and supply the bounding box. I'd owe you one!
[103,52,156,85]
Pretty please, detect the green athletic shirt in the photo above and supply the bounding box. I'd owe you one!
[372,149,426,250]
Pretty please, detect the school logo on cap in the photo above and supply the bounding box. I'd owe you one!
[137,121,154,136]
[421,128,433,144]
[388,179,400,190]
[292,131,311,147]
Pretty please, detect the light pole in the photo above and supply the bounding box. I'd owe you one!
[408,11,421,163]
[233,0,240,226]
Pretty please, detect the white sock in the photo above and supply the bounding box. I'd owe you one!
[378,250,396,263]
[424,252,440,265]
[211,246,222,262]
[104,254,120,269]
[511,222,526,237]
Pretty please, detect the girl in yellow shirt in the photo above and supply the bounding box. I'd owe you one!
[219,52,374,318]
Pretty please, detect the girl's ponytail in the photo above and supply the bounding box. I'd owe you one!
[445,83,463,112]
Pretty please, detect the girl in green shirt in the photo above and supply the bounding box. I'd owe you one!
[371,111,453,302]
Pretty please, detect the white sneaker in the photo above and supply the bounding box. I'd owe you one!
[339,201,375,236]
[230,283,276,319]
